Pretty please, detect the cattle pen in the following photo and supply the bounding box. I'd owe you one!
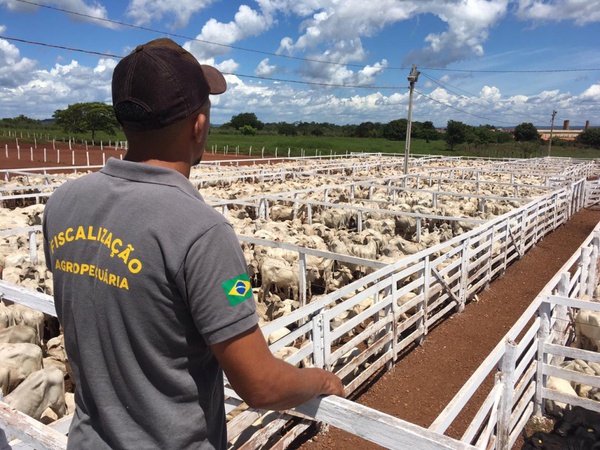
[1,154,600,449]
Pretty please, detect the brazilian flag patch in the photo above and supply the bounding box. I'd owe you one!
[221,273,253,306]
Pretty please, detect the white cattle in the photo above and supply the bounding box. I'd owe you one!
[7,303,45,340]
[574,308,600,352]
[0,325,38,345]
[0,342,43,394]
[0,302,12,329]
[4,367,66,421]
[261,258,319,302]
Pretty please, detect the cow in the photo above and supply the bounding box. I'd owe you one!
[554,406,600,438]
[0,342,43,395]
[4,367,66,421]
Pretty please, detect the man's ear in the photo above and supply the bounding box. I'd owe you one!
[193,113,207,142]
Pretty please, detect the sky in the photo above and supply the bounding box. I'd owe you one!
[0,0,599,129]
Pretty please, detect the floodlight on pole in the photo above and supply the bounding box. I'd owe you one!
[404,64,420,175]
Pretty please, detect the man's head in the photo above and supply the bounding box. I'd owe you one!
[112,38,226,132]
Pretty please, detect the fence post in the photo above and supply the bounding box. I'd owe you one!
[312,312,325,368]
[298,251,308,307]
[28,230,38,265]
[416,256,430,346]
[579,247,592,297]
[534,299,551,417]
[457,237,470,312]
[497,339,518,450]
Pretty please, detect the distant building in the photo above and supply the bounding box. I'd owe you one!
[538,120,590,141]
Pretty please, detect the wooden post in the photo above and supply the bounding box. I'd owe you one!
[57,149,60,164]
[86,152,90,166]
[71,150,75,166]
[43,148,47,163]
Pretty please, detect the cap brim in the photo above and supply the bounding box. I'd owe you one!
[201,65,227,95]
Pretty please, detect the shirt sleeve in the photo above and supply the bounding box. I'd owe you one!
[183,222,258,345]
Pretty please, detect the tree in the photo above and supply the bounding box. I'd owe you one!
[240,125,257,136]
[382,119,407,141]
[229,112,263,131]
[577,128,600,149]
[445,120,468,150]
[513,122,540,142]
[53,102,118,141]
[355,121,381,138]
[277,122,297,136]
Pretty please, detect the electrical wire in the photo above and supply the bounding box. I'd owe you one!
[0,35,409,90]
[12,0,600,74]
[420,72,548,124]
[414,90,517,125]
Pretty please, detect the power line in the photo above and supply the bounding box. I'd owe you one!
[0,35,121,58]
[12,0,600,75]
[414,89,516,125]
[0,35,408,90]
[12,0,402,71]
[420,72,547,124]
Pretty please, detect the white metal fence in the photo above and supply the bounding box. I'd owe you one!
[0,173,598,449]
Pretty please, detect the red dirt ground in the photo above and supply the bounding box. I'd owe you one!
[0,140,256,172]
[2,143,599,449]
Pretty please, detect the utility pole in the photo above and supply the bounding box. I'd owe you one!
[548,110,557,157]
[404,64,420,175]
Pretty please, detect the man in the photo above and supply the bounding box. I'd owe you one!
[43,38,344,450]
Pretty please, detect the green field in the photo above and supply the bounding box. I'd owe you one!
[3,127,598,160]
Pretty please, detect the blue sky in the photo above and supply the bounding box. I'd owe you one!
[0,0,599,128]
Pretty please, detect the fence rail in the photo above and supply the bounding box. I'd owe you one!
[0,170,599,449]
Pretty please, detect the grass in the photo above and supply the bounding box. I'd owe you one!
[205,133,448,158]
[3,127,598,159]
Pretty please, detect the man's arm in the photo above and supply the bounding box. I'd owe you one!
[211,324,345,411]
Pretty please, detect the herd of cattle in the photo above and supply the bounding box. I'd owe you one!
[1,157,600,447]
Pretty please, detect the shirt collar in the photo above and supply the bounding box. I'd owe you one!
[100,158,203,200]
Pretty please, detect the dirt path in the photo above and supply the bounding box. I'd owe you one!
[293,208,600,450]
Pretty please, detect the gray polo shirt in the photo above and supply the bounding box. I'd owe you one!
[43,158,258,449]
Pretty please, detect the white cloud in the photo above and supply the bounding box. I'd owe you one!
[186,5,274,60]
[480,86,501,102]
[404,0,510,67]
[125,0,216,28]
[0,56,116,119]
[578,84,600,102]
[255,58,277,77]
[515,0,600,26]
[0,0,116,28]
[0,36,37,88]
